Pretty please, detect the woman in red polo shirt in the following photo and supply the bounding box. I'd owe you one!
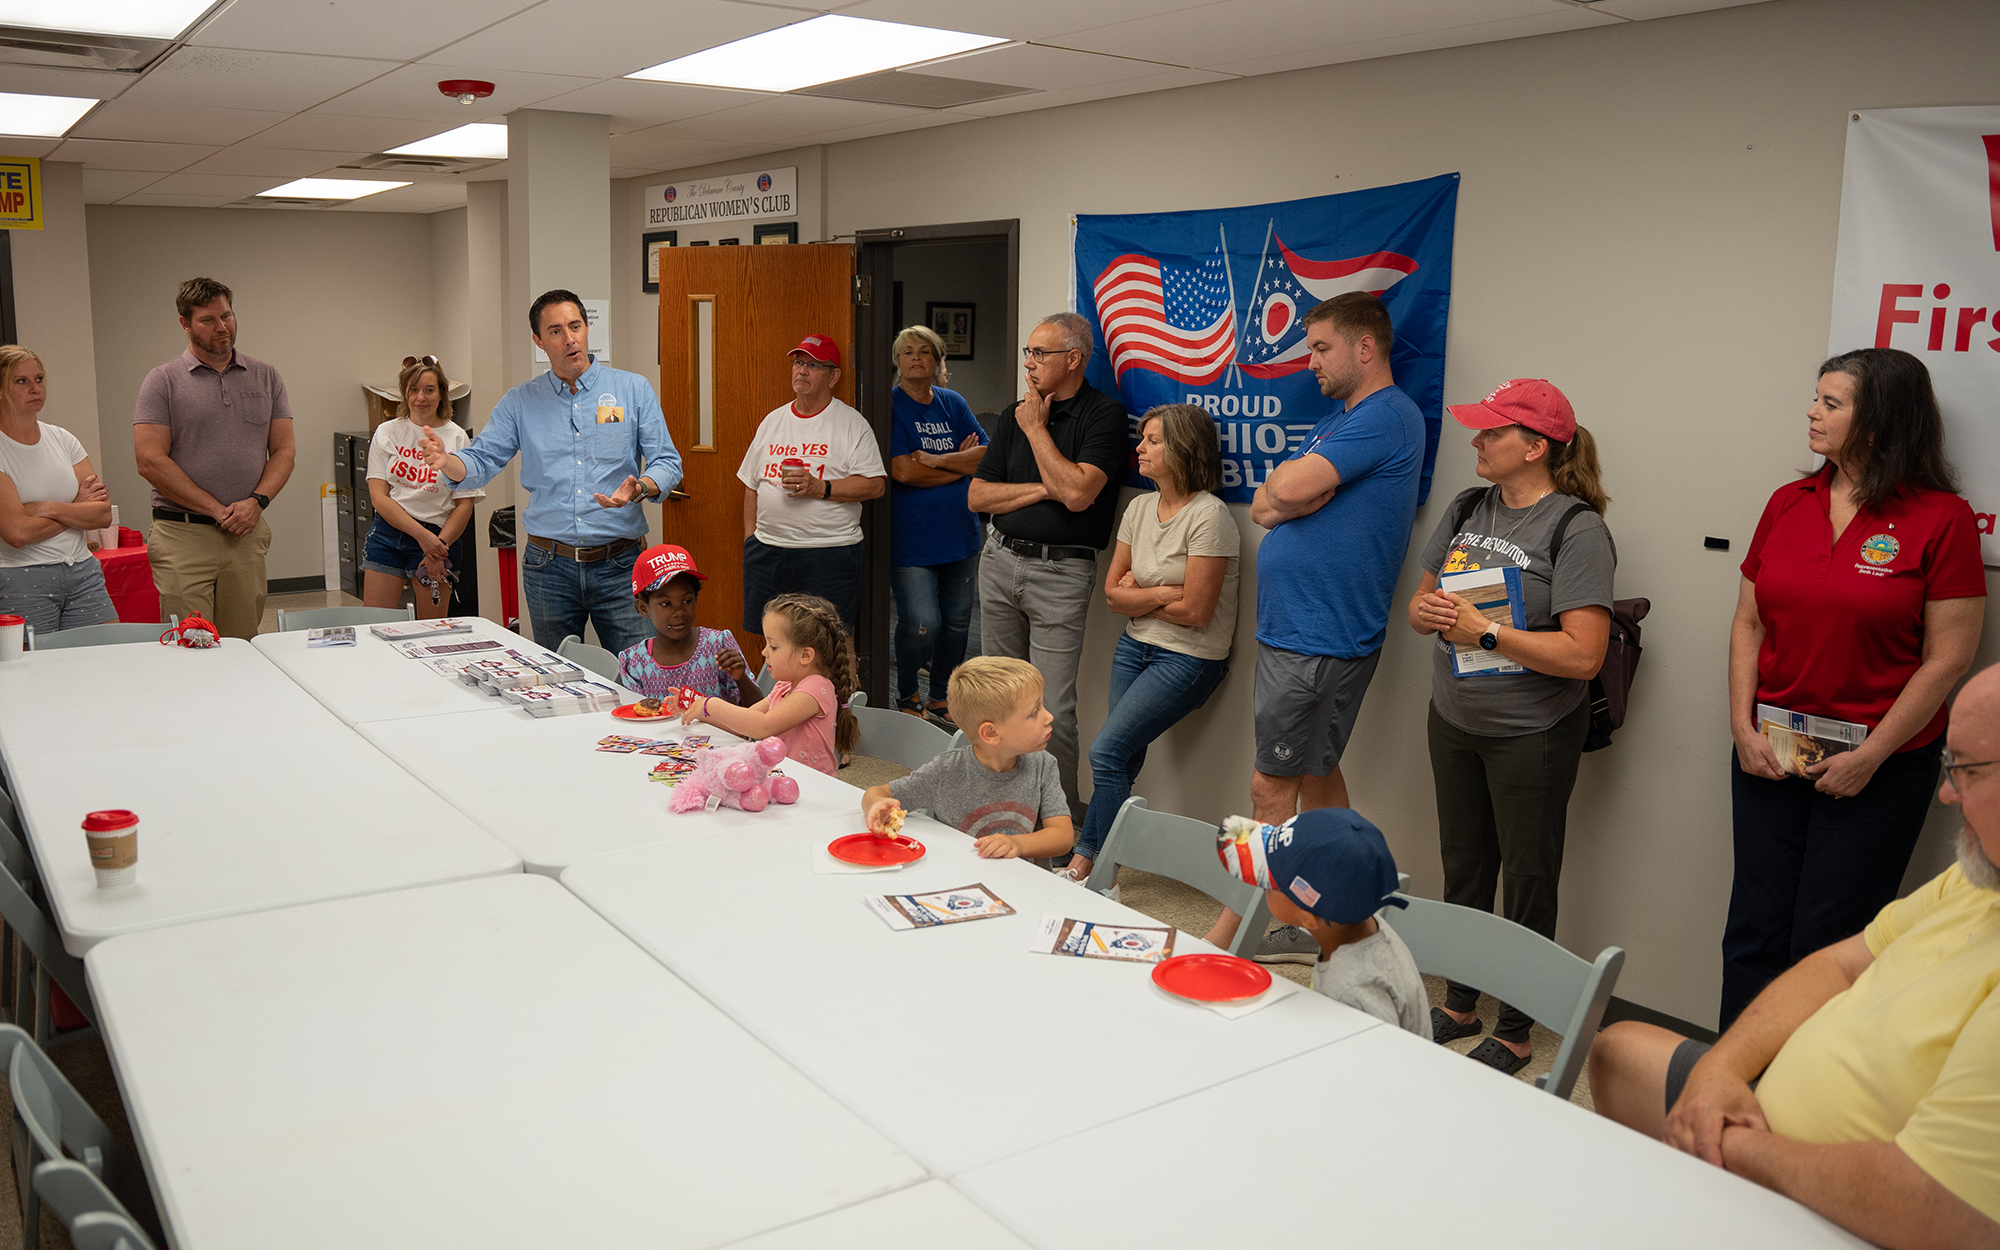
[1724,347,1984,1028]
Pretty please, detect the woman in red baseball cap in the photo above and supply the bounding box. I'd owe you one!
[1720,348,1983,1029]
[1406,378,1616,1074]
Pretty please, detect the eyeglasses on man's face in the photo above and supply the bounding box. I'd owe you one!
[1022,346,1076,362]
[1943,747,1997,788]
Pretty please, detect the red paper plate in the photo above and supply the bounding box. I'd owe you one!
[611,702,671,721]
[1150,953,1273,1003]
[827,833,926,867]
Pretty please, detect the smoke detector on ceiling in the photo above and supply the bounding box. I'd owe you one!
[438,79,494,106]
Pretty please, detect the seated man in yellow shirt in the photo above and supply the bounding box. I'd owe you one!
[1590,662,2000,1250]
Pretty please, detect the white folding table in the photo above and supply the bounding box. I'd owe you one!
[953,1023,1867,1249]
[727,1181,1029,1248]
[0,638,329,759]
[561,812,1381,1175]
[362,709,860,874]
[85,874,928,1250]
[250,618,577,725]
[6,724,521,953]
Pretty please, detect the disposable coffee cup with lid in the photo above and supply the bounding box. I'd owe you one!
[0,613,25,662]
[82,810,139,888]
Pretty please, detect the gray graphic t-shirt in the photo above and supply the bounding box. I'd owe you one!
[1419,487,1616,735]
[888,745,1068,841]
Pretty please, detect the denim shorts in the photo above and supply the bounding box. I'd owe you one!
[0,558,118,635]
[362,517,443,578]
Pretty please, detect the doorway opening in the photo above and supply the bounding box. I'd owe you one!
[855,221,1018,713]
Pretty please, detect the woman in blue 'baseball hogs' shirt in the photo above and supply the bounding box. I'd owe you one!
[886,324,988,721]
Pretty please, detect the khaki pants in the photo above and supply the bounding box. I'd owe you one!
[149,517,271,640]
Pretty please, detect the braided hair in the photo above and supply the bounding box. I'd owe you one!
[762,593,859,755]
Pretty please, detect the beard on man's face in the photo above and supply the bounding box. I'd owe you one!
[1957,826,2000,891]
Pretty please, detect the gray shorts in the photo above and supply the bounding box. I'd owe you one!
[1254,643,1381,777]
[0,558,118,636]
[1663,1039,1758,1114]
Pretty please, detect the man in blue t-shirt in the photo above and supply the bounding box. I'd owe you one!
[1206,293,1424,958]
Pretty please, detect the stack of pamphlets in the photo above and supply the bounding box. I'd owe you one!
[460,651,586,694]
[1439,566,1527,676]
[392,637,503,660]
[1757,703,1868,777]
[369,617,477,641]
[305,627,355,648]
[502,680,623,716]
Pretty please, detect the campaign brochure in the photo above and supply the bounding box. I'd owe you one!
[369,617,477,641]
[866,884,1015,931]
[392,637,504,659]
[305,627,355,648]
[1758,703,1868,777]
[1029,914,1177,963]
[1439,566,1526,676]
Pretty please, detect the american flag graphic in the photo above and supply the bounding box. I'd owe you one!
[1092,247,1237,385]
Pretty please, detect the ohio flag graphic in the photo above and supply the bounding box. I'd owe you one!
[1077,174,1457,504]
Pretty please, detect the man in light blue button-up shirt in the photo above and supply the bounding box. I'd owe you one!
[422,289,680,653]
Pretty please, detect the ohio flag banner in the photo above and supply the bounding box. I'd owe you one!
[1829,107,2000,565]
[1076,174,1458,505]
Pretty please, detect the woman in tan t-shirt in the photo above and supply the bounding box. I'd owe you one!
[1063,404,1240,882]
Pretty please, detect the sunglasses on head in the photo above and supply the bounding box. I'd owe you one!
[403,355,439,369]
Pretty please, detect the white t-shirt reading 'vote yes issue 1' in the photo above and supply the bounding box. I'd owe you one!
[736,397,885,549]
[367,417,485,527]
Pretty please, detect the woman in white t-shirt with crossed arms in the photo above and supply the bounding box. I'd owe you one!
[0,345,118,635]
[363,356,483,618]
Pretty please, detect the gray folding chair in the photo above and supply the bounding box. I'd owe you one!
[0,821,93,1050]
[1083,797,1274,959]
[274,605,413,632]
[557,634,621,681]
[29,622,172,651]
[753,663,776,696]
[33,1161,157,1250]
[851,703,952,772]
[4,1027,163,1250]
[1387,892,1624,1099]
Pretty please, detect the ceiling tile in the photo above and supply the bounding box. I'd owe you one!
[654,95,927,143]
[183,147,359,177]
[836,0,1219,41]
[928,43,1197,91]
[47,138,221,171]
[788,109,983,147]
[80,169,166,201]
[0,64,135,102]
[309,64,599,124]
[608,129,749,172]
[1047,0,1560,68]
[424,0,796,78]
[527,79,758,133]
[950,66,1233,117]
[145,172,305,199]
[235,114,436,153]
[124,48,399,114]
[1585,0,1766,17]
[117,193,238,208]
[70,102,290,146]
[1204,6,1618,76]
[0,139,63,158]
[190,0,534,61]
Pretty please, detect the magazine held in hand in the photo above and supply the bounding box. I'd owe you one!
[1439,566,1526,676]
[1758,703,1868,777]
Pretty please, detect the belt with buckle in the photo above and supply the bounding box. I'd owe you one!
[152,507,217,526]
[998,535,1096,562]
[526,533,638,563]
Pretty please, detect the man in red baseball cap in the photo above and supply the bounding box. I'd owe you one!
[736,334,886,636]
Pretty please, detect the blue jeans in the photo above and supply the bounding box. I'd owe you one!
[521,541,649,655]
[890,555,978,703]
[1076,634,1231,859]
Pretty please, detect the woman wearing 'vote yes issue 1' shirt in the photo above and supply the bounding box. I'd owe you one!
[737,334,886,637]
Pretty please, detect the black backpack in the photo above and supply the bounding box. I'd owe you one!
[1446,488,1649,751]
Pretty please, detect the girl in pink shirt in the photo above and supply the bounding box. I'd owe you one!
[680,592,857,776]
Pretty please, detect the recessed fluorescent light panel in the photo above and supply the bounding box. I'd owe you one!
[0,93,98,138]
[627,15,1007,93]
[386,123,508,161]
[0,1,217,40]
[259,178,410,201]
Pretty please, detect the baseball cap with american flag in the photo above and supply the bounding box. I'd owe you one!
[788,335,841,367]
[1215,810,1407,925]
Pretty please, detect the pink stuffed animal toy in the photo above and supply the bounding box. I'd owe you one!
[668,735,803,813]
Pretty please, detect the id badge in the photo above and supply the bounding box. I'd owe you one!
[596,404,625,424]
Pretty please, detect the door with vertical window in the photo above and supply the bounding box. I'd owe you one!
[656,244,856,663]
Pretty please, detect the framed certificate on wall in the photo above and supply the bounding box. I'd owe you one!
[641,230,676,294]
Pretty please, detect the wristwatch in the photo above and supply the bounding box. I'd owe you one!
[821,478,832,500]
[638,478,658,501]
[248,492,270,509]
[1478,626,1500,651]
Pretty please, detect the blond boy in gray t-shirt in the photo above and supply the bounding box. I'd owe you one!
[862,656,1074,860]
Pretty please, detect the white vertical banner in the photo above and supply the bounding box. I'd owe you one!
[1829,106,2000,563]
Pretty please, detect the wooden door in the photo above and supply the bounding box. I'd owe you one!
[656,244,855,665]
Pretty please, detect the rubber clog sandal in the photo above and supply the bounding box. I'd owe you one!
[1431,1007,1484,1045]
[1467,1036,1532,1076]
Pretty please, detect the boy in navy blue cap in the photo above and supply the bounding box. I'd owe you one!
[1217,809,1431,1037]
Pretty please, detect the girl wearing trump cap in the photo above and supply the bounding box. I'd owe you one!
[617,543,760,707]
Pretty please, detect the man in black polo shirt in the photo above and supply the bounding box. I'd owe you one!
[968,312,1129,820]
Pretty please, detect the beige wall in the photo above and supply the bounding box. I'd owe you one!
[9,163,104,468]
[85,206,435,582]
[810,0,2000,1027]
